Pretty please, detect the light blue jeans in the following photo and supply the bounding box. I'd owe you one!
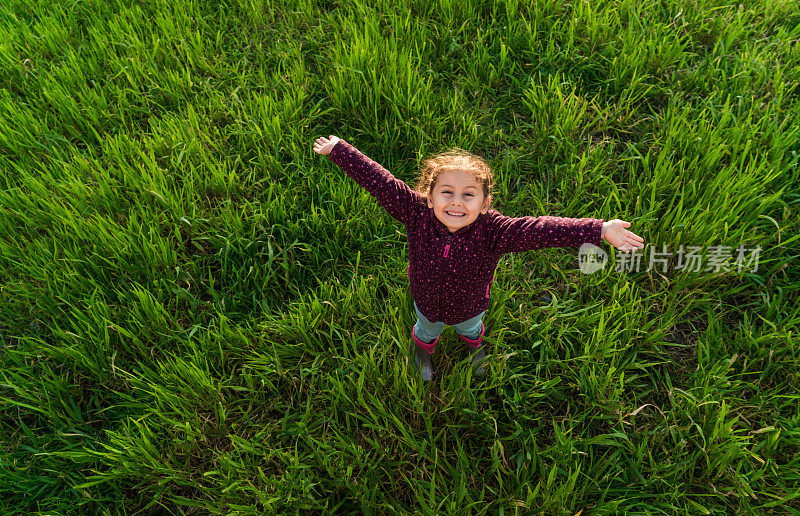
[413,301,485,344]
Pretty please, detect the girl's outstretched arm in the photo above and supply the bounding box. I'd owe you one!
[486,212,646,255]
[313,135,424,227]
[486,212,604,255]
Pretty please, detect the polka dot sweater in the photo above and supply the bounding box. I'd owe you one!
[328,139,604,325]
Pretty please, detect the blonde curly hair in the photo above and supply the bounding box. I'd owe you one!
[412,148,494,201]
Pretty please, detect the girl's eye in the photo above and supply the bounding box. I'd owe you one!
[442,191,473,197]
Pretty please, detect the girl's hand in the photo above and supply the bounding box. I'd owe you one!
[601,219,645,252]
[313,135,340,156]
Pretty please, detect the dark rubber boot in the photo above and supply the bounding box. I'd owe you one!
[411,326,438,382]
[460,323,488,377]
[470,347,488,377]
[410,342,433,381]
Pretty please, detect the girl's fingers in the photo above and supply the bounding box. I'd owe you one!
[625,231,644,242]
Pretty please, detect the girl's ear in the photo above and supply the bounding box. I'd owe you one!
[481,195,492,213]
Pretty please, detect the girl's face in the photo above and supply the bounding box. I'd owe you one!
[427,170,492,233]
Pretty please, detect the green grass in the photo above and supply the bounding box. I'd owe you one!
[1,0,799,513]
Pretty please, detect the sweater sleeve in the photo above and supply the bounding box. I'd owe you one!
[487,211,604,255]
[327,139,424,227]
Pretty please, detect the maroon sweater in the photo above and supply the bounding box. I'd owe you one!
[328,139,604,325]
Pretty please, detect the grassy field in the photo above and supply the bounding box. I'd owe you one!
[1,0,799,513]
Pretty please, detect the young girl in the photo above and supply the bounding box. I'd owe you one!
[313,135,644,381]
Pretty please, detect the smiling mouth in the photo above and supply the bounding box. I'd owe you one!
[446,211,465,217]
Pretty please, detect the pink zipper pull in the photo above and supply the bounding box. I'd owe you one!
[443,244,450,257]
